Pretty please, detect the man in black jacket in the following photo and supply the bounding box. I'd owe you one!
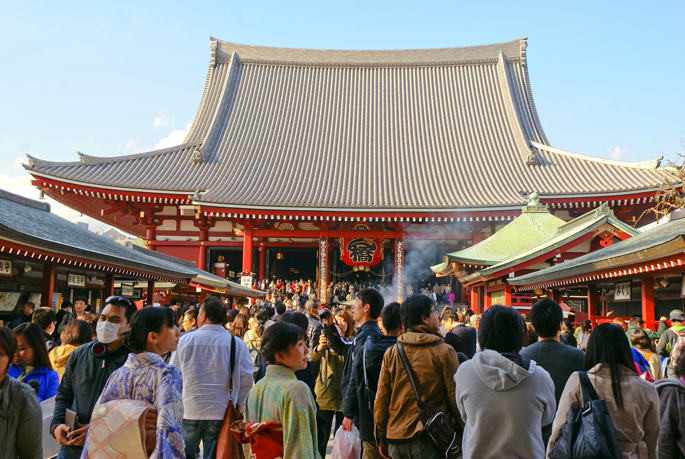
[361,302,403,459]
[337,289,384,456]
[51,296,145,459]
[305,298,324,380]
[442,308,477,359]
[520,298,585,448]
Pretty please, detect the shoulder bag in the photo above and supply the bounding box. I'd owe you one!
[548,371,622,459]
[396,343,461,458]
[217,335,245,459]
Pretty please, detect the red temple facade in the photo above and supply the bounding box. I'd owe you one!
[24,37,664,303]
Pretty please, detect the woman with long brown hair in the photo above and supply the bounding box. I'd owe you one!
[230,313,250,340]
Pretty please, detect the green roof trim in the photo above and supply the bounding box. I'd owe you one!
[479,204,639,277]
[431,260,450,274]
[433,193,565,270]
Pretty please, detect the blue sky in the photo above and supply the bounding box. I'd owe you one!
[1,1,683,222]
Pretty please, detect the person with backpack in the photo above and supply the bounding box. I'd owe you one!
[656,309,685,377]
[361,302,403,459]
[654,349,685,458]
[631,329,662,381]
[547,323,660,459]
[375,295,460,459]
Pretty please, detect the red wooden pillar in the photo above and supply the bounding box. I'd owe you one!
[641,277,655,323]
[198,222,209,271]
[318,227,329,303]
[472,231,483,245]
[42,263,55,309]
[198,243,207,271]
[587,284,599,325]
[552,289,561,304]
[146,225,156,251]
[147,280,155,307]
[242,224,254,274]
[199,291,206,305]
[394,230,405,303]
[469,288,478,313]
[258,245,266,281]
[484,284,491,310]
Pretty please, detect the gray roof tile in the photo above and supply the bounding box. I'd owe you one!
[25,38,663,210]
[0,189,261,297]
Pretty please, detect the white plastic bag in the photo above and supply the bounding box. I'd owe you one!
[331,424,363,459]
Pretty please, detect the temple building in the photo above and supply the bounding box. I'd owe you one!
[23,37,664,302]
[509,209,685,323]
[433,193,638,313]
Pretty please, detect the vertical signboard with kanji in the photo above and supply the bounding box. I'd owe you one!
[319,238,328,302]
[395,239,404,303]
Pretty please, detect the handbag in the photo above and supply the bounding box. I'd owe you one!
[217,335,245,459]
[86,400,155,458]
[230,420,284,459]
[548,372,622,459]
[396,343,461,458]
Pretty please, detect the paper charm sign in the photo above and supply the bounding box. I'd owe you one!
[340,238,383,266]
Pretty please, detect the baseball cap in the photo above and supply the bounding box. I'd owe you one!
[669,309,685,322]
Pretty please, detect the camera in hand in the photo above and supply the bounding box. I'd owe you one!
[318,309,331,321]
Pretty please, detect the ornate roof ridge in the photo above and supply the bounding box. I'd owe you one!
[24,139,203,170]
[209,36,527,66]
[531,141,663,170]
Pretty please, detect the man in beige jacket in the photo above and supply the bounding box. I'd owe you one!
[374,295,460,459]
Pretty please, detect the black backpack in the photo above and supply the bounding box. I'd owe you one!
[362,335,396,413]
[548,372,622,459]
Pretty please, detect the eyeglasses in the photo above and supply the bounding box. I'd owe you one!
[105,296,133,307]
[431,308,439,314]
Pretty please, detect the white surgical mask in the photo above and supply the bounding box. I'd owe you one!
[96,321,121,344]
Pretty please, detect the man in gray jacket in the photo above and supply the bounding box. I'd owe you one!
[520,298,585,447]
[455,305,555,459]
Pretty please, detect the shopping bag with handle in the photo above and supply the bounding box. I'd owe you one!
[331,424,362,459]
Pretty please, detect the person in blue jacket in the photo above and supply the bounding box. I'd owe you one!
[9,322,59,401]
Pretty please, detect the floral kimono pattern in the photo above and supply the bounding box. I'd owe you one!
[81,352,185,459]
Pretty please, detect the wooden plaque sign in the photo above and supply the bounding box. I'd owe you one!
[613,282,631,301]
[67,273,86,288]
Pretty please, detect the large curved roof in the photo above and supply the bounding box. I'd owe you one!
[25,37,663,211]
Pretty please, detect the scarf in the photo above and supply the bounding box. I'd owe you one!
[500,352,531,371]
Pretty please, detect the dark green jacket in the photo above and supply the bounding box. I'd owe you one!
[311,346,345,411]
[625,321,666,346]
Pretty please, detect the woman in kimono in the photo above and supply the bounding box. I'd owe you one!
[82,306,184,458]
[244,322,318,458]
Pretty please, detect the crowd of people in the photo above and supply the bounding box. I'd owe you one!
[254,277,457,308]
[2,290,685,459]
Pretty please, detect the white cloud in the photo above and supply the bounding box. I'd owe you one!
[153,112,173,129]
[7,157,23,170]
[154,122,191,150]
[608,146,628,160]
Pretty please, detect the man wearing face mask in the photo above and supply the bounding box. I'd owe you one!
[50,296,144,459]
